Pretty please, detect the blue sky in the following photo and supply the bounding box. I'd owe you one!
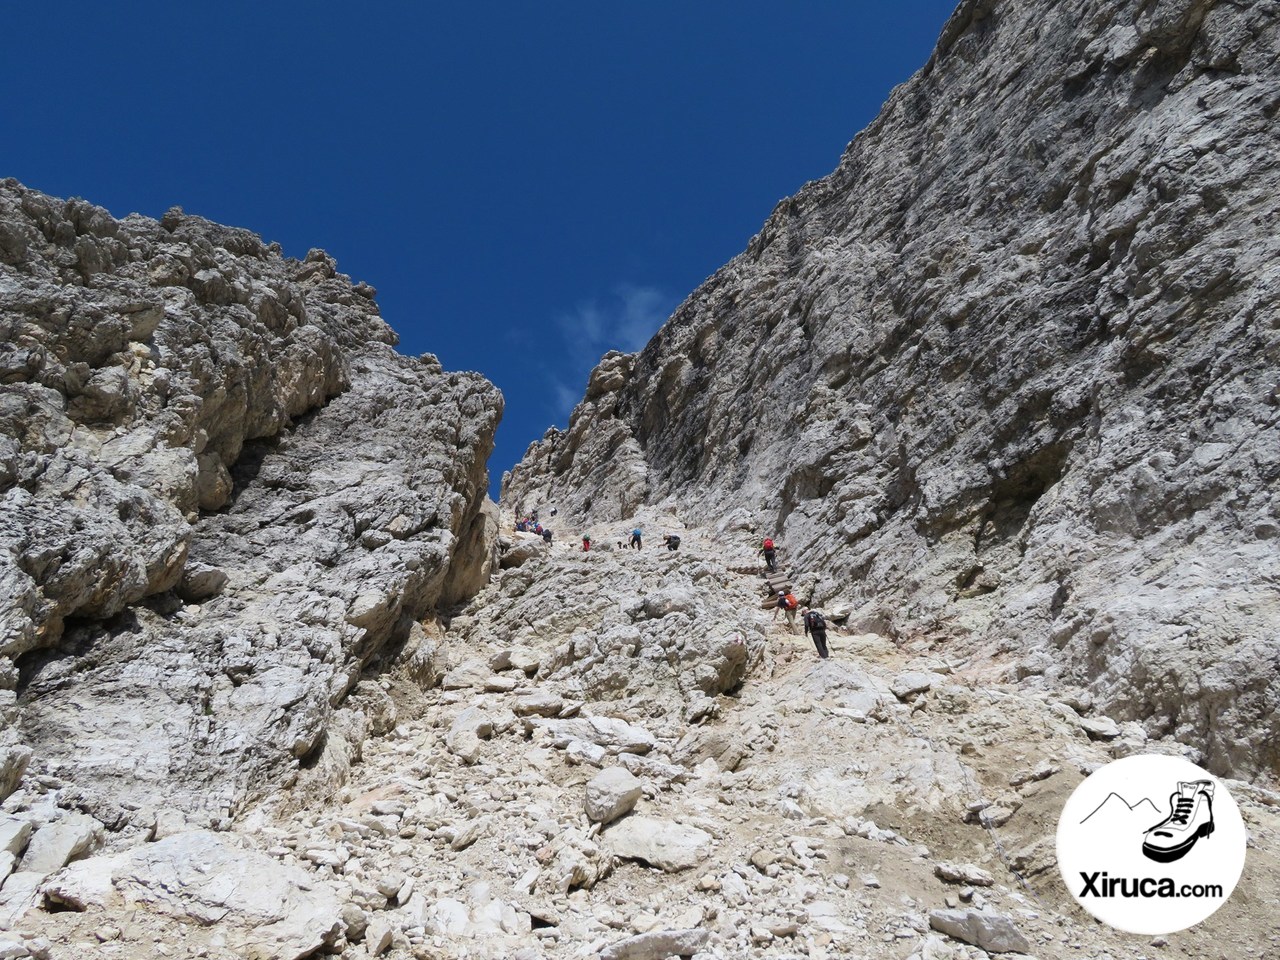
[3,1,957,494]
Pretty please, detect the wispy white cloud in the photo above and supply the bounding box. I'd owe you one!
[556,283,674,367]
[545,283,676,425]
[549,377,581,419]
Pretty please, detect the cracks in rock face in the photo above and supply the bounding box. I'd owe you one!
[778,463,838,533]
[954,565,992,597]
[974,441,1070,556]
[13,613,109,700]
[223,398,337,508]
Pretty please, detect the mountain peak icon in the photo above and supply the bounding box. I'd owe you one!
[1080,792,1162,826]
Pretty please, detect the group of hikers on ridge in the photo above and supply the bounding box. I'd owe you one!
[514,511,830,661]
[579,527,682,552]
[515,508,556,544]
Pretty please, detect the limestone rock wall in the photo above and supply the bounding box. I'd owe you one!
[504,0,1280,778]
[0,181,502,817]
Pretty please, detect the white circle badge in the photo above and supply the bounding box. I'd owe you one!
[1056,754,1246,935]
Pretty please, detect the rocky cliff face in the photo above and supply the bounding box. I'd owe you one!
[505,0,1280,779]
[0,180,502,821]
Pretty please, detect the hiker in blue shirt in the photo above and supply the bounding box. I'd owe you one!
[629,527,643,549]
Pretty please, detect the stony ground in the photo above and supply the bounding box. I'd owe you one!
[12,517,1280,960]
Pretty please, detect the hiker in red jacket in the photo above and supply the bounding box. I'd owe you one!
[759,537,777,573]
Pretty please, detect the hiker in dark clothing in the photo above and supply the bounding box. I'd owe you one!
[542,528,552,544]
[630,527,643,550]
[663,533,681,551]
[803,608,830,659]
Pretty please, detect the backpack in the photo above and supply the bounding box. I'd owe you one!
[763,538,774,550]
[807,611,825,629]
[782,593,797,610]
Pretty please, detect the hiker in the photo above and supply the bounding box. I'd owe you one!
[550,507,557,517]
[581,535,591,552]
[531,510,538,523]
[516,519,526,533]
[542,528,552,545]
[630,527,643,550]
[663,533,681,551]
[760,537,777,573]
[803,608,830,659]
[774,590,799,633]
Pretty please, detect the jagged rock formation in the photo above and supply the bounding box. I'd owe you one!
[0,180,502,823]
[505,0,1280,779]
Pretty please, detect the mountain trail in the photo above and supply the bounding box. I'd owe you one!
[17,522,1280,958]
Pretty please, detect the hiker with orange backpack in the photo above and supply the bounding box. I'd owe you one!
[774,590,799,633]
[759,537,778,573]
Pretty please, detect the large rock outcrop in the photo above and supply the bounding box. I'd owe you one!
[0,180,502,818]
[457,526,756,723]
[504,0,1280,777]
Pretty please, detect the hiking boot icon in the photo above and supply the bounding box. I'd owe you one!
[1142,780,1215,863]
